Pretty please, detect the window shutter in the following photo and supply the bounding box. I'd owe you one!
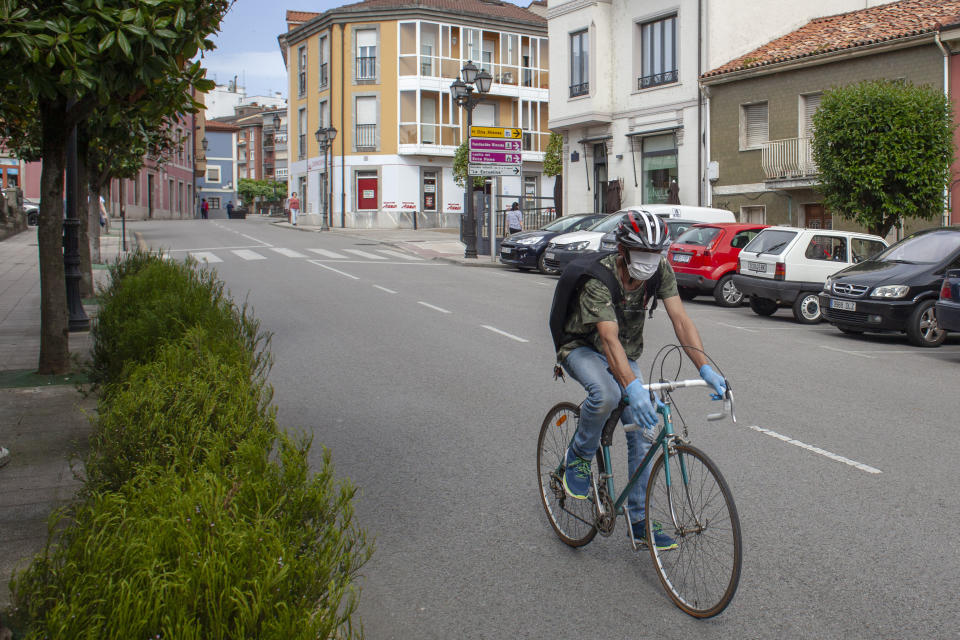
[357,30,376,49]
[743,103,768,148]
[803,94,821,138]
[356,97,376,124]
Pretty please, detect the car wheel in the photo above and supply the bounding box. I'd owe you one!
[837,326,864,335]
[713,275,743,307]
[27,212,38,226]
[679,287,697,301]
[537,253,556,275]
[791,292,822,324]
[906,300,946,347]
[749,297,778,317]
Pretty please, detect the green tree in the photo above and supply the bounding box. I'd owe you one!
[452,141,485,188]
[811,80,954,238]
[0,0,229,373]
[543,131,562,177]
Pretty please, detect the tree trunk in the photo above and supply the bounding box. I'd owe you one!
[553,174,563,218]
[37,99,70,375]
[76,142,94,298]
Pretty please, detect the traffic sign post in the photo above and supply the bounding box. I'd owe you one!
[468,164,521,176]
[470,126,521,139]
[468,125,523,261]
[468,150,522,164]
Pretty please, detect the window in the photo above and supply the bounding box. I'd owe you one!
[355,96,377,149]
[851,238,885,263]
[524,175,539,211]
[206,166,221,183]
[805,235,846,262]
[639,14,677,89]
[276,167,288,179]
[570,30,589,97]
[319,35,328,88]
[208,197,221,209]
[297,45,307,96]
[641,133,677,204]
[740,206,766,224]
[298,107,306,159]
[357,30,376,80]
[801,93,821,139]
[464,28,481,63]
[421,23,438,76]
[741,102,768,150]
[318,100,328,129]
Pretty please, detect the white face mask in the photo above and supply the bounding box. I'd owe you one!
[627,250,660,281]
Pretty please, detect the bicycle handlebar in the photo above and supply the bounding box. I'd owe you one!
[641,378,737,424]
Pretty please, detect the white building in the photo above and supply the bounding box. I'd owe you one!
[547,0,898,214]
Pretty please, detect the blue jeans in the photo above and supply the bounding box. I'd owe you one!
[563,346,654,523]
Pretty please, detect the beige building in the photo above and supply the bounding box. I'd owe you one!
[279,0,552,228]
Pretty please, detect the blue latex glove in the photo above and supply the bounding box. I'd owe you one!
[624,379,662,429]
[699,364,727,400]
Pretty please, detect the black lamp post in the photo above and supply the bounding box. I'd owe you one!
[451,61,492,259]
[315,125,338,231]
[64,97,89,332]
[272,114,281,215]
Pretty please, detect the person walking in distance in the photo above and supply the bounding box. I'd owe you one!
[507,201,523,235]
[288,193,300,226]
[200,198,209,220]
[225,200,234,219]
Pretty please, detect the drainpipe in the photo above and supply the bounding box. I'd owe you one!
[341,21,346,228]
[935,30,950,227]
[697,0,703,206]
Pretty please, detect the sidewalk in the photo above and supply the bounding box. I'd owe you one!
[270,218,506,268]
[0,228,123,611]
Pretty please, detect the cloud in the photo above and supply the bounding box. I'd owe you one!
[200,50,288,94]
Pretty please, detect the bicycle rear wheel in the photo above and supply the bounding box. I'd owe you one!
[645,444,742,618]
[536,402,597,547]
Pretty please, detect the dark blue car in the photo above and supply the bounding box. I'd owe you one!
[499,213,606,274]
[936,268,960,332]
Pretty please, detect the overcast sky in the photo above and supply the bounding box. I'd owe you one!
[201,0,530,98]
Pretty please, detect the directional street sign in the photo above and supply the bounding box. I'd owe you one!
[470,126,522,139]
[468,164,521,176]
[469,150,522,164]
[469,138,522,152]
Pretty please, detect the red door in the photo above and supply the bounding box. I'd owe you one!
[357,177,378,210]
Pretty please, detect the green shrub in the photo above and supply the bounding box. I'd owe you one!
[91,256,270,387]
[9,437,371,639]
[85,327,276,492]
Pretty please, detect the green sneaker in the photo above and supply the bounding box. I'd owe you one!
[631,519,678,551]
[562,448,591,499]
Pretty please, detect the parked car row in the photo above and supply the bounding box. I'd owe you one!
[500,207,960,348]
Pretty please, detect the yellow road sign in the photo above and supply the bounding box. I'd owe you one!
[470,126,522,139]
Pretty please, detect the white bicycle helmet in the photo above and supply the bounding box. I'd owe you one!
[615,209,669,252]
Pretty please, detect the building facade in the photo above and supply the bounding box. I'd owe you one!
[546,0,899,216]
[702,0,959,237]
[279,0,552,229]
[197,119,239,214]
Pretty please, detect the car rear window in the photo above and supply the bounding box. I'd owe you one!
[875,230,960,264]
[674,226,721,246]
[542,216,588,233]
[742,229,797,255]
[588,213,627,233]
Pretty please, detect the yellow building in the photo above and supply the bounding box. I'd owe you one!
[279,0,550,229]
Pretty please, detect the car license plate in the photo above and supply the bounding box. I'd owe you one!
[747,261,767,273]
[501,247,512,255]
[545,252,555,260]
[829,298,856,311]
[673,253,691,263]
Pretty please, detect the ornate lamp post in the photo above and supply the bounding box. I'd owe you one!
[451,61,492,259]
[315,126,338,230]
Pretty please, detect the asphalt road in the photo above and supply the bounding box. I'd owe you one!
[133,216,960,639]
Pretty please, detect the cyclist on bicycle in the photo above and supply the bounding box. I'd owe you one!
[558,209,726,549]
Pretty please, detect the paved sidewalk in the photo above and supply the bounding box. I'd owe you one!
[0,228,123,611]
[270,218,506,268]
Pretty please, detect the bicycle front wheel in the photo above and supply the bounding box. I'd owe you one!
[536,402,597,547]
[645,444,742,618]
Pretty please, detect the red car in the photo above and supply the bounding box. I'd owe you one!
[668,222,769,306]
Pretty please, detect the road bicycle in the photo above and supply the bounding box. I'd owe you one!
[536,367,742,618]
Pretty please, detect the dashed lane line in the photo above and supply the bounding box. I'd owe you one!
[481,325,529,343]
[819,345,876,359]
[373,285,397,294]
[418,301,451,314]
[308,261,359,280]
[747,425,882,474]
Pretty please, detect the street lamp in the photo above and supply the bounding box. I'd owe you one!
[315,126,338,230]
[451,60,492,258]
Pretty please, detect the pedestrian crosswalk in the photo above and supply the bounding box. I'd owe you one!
[184,246,424,264]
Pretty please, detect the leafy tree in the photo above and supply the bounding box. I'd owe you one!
[543,132,562,177]
[811,80,954,238]
[452,141,485,188]
[0,0,229,373]
[238,178,286,205]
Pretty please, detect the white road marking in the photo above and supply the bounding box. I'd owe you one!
[819,345,876,359]
[308,260,359,280]
[271,248,307,258]
[374,285,397,294]
[376,248,423,261]
[344,248,387,260]
[240,233,271,246]
[308,248,349,259]
[418,301,451,314]
[167,245,265,252]
[747,425,882,474]
[481,325,529,343]
[189,251,222,263]
[717,322,759,333]
[231,249,267,261]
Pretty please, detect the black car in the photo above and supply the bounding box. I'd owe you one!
[819,226,960,347]
[936,268,960,332]
[500,213,606,273]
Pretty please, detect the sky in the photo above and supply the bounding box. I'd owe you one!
[201,0,530,98]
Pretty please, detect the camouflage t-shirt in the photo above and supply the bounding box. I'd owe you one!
[557,253,679,363]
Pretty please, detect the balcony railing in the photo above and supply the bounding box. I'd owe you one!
[356,123,376,149]
[569,82,589,98]
[356,56,376,80]
[762,137,817,180]
[638,69,678,90]
[319,62,328,88]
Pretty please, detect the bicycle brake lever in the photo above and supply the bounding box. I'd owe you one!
[707,390,736,423]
